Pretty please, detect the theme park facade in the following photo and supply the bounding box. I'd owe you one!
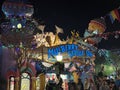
[0,0,108,90]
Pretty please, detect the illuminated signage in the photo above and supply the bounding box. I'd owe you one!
[48,44,93,58]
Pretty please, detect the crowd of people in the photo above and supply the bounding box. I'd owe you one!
[45,72,120,90]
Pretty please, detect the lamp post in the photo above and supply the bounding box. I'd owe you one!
[54,53,64,89]
[54,53,64,78]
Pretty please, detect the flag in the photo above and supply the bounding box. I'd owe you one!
[55,25,64,34]
[109,9,120,23]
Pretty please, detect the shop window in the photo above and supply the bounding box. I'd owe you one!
[20,73,30,90]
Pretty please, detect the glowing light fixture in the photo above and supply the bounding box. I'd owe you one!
[56,53,63,62]
[17,23,22,29]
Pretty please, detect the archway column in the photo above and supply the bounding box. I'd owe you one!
[15,77,19,90]
[40,73,45,90]
[31,77,36,90]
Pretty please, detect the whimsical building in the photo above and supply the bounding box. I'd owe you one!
[0,0,108,90]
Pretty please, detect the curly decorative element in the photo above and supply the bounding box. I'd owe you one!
[84,17,106,45]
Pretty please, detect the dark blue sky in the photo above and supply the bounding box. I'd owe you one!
[0,0,120,49]
[31,0,119,29]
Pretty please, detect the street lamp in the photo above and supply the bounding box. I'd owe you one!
[54,53,64,78]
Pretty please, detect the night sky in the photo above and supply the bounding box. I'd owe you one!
[0,0,120,49]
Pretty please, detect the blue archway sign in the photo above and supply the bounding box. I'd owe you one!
[48,44,93,59]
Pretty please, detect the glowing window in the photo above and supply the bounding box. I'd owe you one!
[20,73,30,90]
[10,76,15,90]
